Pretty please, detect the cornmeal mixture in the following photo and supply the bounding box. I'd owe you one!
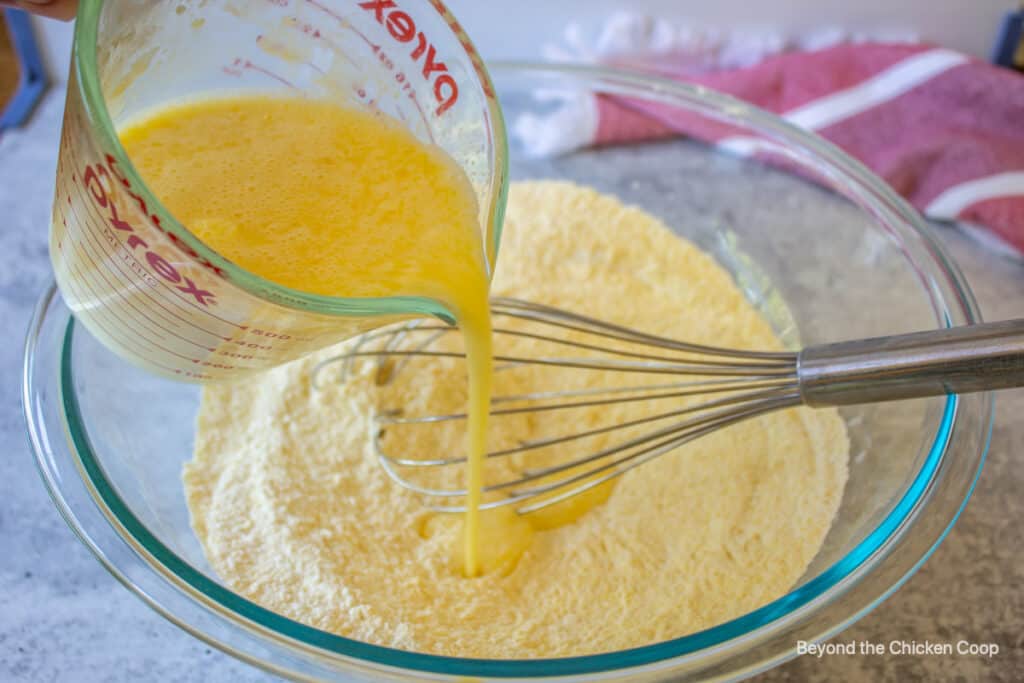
[185,181,849,657]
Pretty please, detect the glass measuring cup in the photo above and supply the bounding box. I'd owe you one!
[50,0,507,382]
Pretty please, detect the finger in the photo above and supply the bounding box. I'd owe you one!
[1,1,78,21]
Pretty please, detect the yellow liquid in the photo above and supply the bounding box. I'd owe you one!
[119,96,493,576]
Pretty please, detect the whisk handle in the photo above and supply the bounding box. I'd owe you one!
[797,318,1024,407]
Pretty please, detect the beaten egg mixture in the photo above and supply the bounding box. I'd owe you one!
[182,181,849,658]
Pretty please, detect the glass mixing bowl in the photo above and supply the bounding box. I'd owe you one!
[23,64,991,681]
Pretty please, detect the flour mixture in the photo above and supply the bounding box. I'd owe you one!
[184,181,849,658]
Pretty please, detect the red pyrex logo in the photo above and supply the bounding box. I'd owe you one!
[81,156,218,307]
[359,0,459,115]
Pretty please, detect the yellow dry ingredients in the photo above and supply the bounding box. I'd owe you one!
[184,181,849,658]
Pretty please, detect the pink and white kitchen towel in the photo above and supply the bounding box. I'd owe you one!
[517,17,1024,257]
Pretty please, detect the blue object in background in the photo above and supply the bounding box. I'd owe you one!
[0,8,48,131]
[992,5,1024,71]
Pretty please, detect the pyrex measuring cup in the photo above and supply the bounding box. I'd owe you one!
[50,0,507,382]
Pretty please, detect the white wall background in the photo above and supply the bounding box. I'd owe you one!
[32,0,1017,81]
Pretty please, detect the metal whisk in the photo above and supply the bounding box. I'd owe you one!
[314,298,1024,515]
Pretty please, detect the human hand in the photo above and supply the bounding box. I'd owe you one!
[0,0,77,21]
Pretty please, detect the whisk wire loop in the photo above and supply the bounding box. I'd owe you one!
[316,298,804,514]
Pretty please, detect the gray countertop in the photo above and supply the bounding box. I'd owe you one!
[2,93,1022,683]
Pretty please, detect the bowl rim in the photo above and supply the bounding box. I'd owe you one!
[25,61,993,679]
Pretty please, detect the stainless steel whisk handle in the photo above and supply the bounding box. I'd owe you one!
[797,318,1024,407]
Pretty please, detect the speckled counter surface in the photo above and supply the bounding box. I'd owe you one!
[2,93,1022,683]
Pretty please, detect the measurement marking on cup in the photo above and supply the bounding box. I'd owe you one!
[216,349,269,362]
[305,0,354,34]
[75,218,287,353]
[73,235,194,345]
[70,195,218,337]
[100,150,225,283]
[65,149,237,348]
[68,197,158,288]
[67,254,181,351]
[98,152,241,310]
[68,179,303,363]
[283,16,356,69]
[81,163,218,306]
[70,214,221,352]
[67,187,163,294]
[226,338,274,350]
[66,191,237,341]
[64,258,218,365]
[57,263,187,377]
[72,147,225,310]
[255,34,328,76]
[61,150,245,333]
[284,17,322,40]
[234,58,297,89]
[407,92,433,141]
